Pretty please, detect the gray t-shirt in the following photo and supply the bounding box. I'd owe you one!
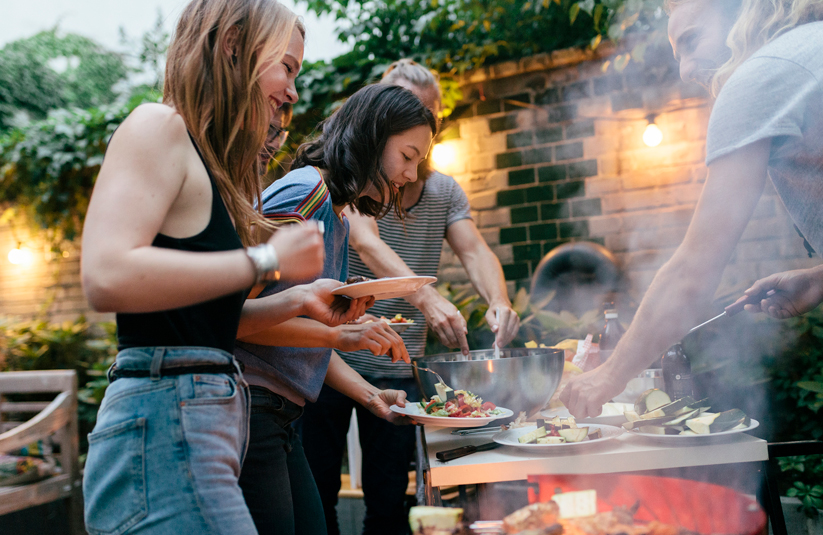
[706,21,823,255]
[339,171,472,378]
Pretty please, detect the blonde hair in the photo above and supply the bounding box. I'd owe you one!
[381,59,439,91]
[164,0,303,245]
[666,0,823,96]
[715,0,823,94]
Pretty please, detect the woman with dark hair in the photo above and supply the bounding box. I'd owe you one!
[234,83,436,535]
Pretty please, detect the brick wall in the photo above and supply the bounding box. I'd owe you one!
[0,224,112,323]
[435,47,817,301]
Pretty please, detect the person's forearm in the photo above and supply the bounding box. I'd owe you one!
[460,244,510,307]
[237,286,306,338]
[324,351,380,406]
[603,251,726,384]
[83,246,257,313]
[237,317,334,347]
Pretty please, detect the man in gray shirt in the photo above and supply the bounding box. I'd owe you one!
[562,0,823,417]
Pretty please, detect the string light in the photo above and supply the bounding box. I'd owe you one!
[643,114,663,147]
[8,243,33,265]
[431,143,456,169]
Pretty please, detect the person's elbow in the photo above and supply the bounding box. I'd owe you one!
[82,261,127,312]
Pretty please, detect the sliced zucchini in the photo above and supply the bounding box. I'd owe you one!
[559,427,589,443]
[680,429,697,435]
[588,428,603,440]
[662,409,700,426]
[624,414,681,430]
[634,389,671,416]
[536,436,566,444]
[686,409,749,434]
[624,410,641,422]
[519,426,548,444]
[641,396,698,419]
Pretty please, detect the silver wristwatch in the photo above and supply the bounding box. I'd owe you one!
[245,244,281,284]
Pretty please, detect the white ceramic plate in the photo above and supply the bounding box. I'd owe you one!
[493,423,623,450]
[386,322,413,334]
[389,404,514,428]
[627,418,760,444]
[332,276,437,300]
[541,402,633,427]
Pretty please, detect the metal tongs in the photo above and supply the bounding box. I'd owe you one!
[688,289,776,334]
[411,362,448,389]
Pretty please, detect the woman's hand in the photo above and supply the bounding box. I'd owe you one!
[364,389,414,425]
[267,224,325,281]
[331,322,410,363]
[300,279,374,327]
[735,266,823,319]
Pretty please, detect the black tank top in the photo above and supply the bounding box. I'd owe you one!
[116,135,247,353]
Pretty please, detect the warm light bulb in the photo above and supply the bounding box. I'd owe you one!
[8,247,33,265]
[431,143,456,169]
[643,122,663,147]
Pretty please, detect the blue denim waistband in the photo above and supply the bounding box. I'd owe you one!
[110,346,241,382]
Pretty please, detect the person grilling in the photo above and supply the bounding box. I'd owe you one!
[561,0,823,418]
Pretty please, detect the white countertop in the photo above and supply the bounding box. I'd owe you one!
[423,427,768,488]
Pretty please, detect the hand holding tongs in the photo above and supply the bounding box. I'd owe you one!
[688,288,776,333]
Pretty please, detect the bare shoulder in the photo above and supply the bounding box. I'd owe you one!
[109,103,191,160]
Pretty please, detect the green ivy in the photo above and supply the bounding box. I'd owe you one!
[0,89,161,248]
[0,30,128,132]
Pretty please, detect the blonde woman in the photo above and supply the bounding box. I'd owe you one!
[562,0,823,417]
[80,1,370,533]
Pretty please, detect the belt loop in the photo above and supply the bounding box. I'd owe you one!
[106,362,117,383]
[232,358,248,388]
[150,347,166,381]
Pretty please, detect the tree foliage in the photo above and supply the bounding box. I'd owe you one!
[0,30,128,132]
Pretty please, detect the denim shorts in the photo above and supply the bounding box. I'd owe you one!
[82,347,255,535]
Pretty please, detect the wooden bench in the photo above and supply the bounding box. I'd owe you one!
[0,370,83,534]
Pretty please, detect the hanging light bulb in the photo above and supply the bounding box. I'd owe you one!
[643,114,663,147]
[8,243,33,265]
[431,143,456,169]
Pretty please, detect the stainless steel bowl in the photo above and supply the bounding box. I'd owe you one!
[412,348,565,418]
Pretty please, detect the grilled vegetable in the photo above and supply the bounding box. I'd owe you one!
[519,426,548,444]
[624,410,641,422]
[661,409,700,426]
[634,389,671,416]
[641,396,700,419]
[685,409,750,434]
[588,428,603,440]
[435,382,454,401]
[536,436,566,444]
[559,428,589,443]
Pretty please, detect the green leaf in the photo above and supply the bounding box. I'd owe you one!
[569,3,581,24]
[798,381,823,393]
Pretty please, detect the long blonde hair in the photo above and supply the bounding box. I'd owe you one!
[666,0,823,96]
[164,0,302,245]
[715,0,823,94]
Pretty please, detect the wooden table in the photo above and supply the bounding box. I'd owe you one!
[419,426,769,505]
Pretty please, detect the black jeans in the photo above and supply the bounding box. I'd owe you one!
[302,377,417,535]
[238,386,327,535]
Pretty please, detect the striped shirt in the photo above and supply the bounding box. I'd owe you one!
[339,171,471,378]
